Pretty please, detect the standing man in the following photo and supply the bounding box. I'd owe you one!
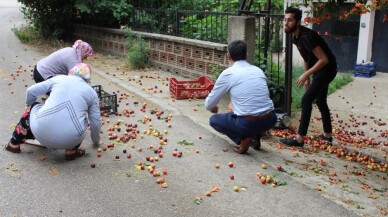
[205,40,277,154]
[280,7,337,147]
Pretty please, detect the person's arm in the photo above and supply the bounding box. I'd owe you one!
[297,46,328,88]
[303,61,311,90]
[205,72,230,112]
[307,45,329,75]
[25,79,53,105]
[88,95,101,145]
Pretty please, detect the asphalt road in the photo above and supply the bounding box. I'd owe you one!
[0,1,360,217]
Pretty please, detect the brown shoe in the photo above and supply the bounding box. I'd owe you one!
[250,139,261,150]
[5,142,21,153]
[65,148,86,161]
[234,137,253,154]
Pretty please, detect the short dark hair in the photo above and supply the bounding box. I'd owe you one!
[228,40,247,61]
[285,7,302,21]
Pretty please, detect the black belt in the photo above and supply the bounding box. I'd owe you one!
[243,111,273,120]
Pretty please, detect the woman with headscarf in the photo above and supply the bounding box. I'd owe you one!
[5,63,101,161]
[33,39,94,83]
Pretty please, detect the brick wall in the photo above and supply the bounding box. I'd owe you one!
[72,24,228,79]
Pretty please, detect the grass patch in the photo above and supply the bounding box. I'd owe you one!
[12,25,40,44]
[12,25,67,49]
[291,67,354,111]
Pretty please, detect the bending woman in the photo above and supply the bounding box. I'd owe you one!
[33,40,94,83]
[5,63,101,161]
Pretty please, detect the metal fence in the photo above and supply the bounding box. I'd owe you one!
[130,7,288,113]
[254,13,284,79]
[252,13,285,110]
[131,8,236,43]
[130,8,285,71]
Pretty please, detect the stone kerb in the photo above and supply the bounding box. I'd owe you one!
[72,24,228,79]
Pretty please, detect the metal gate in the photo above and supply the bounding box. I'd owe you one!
[312,16,360,71]
[130,1,292,117]
[372,10,388,72]
[252,13,290,115]
[239,0,291,116]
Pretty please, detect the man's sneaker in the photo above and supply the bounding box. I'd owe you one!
[279,138,304,147]
[315,134,333,144]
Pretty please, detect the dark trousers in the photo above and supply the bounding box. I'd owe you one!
[10,103,40,145]
[33,66,45,83]
[298,71,336,136]
[210,112,277,145]
[33,65,51,95]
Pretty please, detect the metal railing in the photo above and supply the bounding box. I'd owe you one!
[254,13,284,80]
[131,8,236,43]
[130,7,289,113]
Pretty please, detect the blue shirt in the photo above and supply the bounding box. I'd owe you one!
[205,60,274,116]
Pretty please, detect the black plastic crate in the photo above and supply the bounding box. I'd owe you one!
[100,94,118,114]
[92,85,118,114]
[92,85,109,98]
[93,85,102,98]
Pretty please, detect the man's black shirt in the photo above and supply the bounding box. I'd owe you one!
[293,26,337,74]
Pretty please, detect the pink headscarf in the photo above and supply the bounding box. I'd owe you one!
[68,63,92,83]
[73,40,94,63]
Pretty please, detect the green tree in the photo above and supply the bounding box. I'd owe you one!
[18,0,75,39]
[297,0,387,23]
[17,0,133,39]
[74,0,132,27]
[16,0,387,40]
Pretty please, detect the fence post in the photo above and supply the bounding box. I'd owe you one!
[227,16,256,64]
[263,0,272,66]
[283,33,293,116]
[175,10,180,37]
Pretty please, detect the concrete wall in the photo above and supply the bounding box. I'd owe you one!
[72,24,228,79]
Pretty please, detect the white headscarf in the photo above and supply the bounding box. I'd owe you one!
[68,63,92,83]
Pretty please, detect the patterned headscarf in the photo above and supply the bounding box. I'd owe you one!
[72,40,94,63]
[68,63,92,83]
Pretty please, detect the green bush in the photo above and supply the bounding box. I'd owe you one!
[126,30,149,69]
[207,63,225,80]
[18,0,73,39]
[74,0,133,28]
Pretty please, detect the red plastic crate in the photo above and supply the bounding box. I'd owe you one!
[169,76,214,99]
